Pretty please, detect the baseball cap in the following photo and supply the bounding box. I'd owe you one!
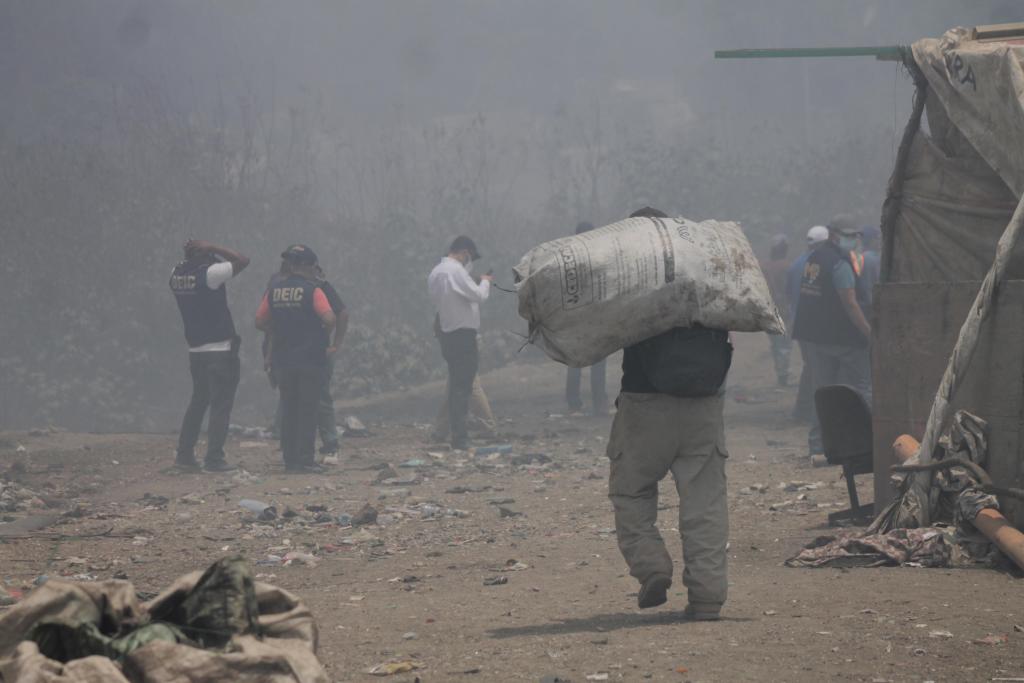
[806,225,829,244]
[281,244,318,266]
[828,214,862,237]
[449,235,481,260]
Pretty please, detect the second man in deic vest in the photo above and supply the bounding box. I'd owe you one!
[255,245,337,473]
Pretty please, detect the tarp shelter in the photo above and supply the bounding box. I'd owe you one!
[875,25,1024,525]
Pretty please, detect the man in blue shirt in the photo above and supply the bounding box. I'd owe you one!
[792,216,872,455]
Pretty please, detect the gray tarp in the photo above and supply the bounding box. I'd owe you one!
[913,28,1024,198]
[889,28,1024,284]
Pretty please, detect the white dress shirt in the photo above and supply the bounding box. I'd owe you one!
[428,257,490,333]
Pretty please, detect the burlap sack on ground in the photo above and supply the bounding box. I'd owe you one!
[514,215,784,367]
[0,558,326,683]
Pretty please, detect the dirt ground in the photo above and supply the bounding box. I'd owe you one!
[1,334,1022,682]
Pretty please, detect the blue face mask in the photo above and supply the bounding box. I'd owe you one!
[838,236,858,252]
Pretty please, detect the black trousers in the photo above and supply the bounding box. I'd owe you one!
[278,366,323,468]
[177,348,240,465]
[438,328,479,448]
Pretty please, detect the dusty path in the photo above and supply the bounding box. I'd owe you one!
[1,335,1022,682]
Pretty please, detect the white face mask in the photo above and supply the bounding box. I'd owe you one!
[463,259,475,274]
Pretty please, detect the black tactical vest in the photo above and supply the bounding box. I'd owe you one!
[791,241,868,348]
[169,262,236,348]
[268,275,328,368]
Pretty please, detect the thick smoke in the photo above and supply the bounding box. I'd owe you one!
[0,0,1011,430]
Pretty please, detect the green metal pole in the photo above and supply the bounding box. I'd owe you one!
[715,46,906,61]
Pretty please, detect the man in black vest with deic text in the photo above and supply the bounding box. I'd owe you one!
[170,239,250,472]
[791,214,872,457]
[255,245,337,473]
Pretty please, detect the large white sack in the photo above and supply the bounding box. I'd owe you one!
[514,215,785,367]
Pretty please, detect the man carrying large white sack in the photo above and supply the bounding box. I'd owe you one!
[514,207,784,620]
[605,207,732,619]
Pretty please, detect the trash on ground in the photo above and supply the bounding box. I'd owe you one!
[483,576,508,586]
[785,528,955,568]
[351,503,379,526]
[365,660,423,676]
[343,416,370,437]
[239,499,277,521]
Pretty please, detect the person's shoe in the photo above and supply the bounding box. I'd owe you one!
[684,602,722,621]
[637,574,672,609]
[203,460,237,473]
[174,458,201,473]
[285,463,326,474]
[320,443,339,456]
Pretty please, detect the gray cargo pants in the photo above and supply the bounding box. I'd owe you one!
[607,392,729,608]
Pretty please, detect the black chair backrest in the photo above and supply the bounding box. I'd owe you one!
[814,384,873,464]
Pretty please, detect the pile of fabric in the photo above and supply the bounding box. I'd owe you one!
[788,412,1004,570]
[0,556,327,683]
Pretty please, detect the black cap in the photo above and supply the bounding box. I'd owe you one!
[448,235,481,260]
[281,244,318,266]
[630,207,668,219]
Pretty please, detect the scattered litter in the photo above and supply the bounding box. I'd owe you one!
[494,559,530,572]
[178,492,204,505]
[228,424,274,439]
[972,634,1008,646]
[239,499,277,521]
[399,458,428,468]
[343,416,371,437]
[365,660,422,676]
[585,673,609,681]
[282,551,318,567]
[483,576,508,586]
[928,630,954,639]
[402,631,418,640]
[739,484,768,495]
[498,506,523,518]
[511,453,552,467]
[446,485,495,494]
[352,503,379,526]
[779,481,824,492]
[475,445,513,456]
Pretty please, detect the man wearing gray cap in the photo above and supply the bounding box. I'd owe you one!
[791,216,872,455]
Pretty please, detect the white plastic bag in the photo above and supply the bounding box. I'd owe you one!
[514,215,785,367]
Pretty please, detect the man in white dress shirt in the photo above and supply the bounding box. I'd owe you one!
[427,236,494,450]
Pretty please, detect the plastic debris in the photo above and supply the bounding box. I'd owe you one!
[239,499,278,521]
[343,416,370,437]
[365,660,423,676]
[483,576,508,586]
[352,503,379,526]
[474,444,513,456]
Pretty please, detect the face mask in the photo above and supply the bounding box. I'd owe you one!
[464,259,475,274]
[838,236,858,252]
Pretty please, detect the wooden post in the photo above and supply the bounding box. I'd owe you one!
[909,192,1024,525]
